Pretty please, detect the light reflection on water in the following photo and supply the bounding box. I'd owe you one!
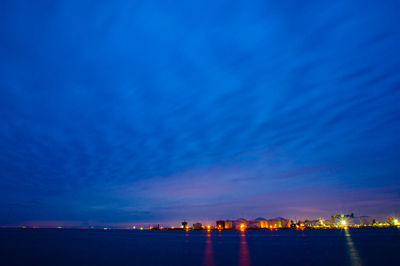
[202,230,251,266]
[344,228,362,266]
[239,231,251,266]
[203,231,215,266]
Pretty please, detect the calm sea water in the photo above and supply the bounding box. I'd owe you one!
[1,227,399,265]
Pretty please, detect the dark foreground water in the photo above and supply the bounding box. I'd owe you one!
[1,227,399,265]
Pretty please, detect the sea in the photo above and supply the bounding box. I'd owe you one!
[1,227,399,265]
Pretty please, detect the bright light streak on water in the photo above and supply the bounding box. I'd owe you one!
[239,232,251,266]
[203,231,215,266]
[344,228,362,266]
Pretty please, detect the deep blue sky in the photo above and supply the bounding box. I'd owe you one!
[1,0,400,227]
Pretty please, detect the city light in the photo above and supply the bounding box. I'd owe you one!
[173,214,398,231]
[240,224,246,231]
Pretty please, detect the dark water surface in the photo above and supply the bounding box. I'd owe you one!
[1,228,399,265]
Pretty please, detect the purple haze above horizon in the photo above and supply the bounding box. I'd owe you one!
[0,0,400,227]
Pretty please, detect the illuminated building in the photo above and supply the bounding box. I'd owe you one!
[331,213,372,226]
[255,217,268,228]
[216,220,224,229]
[267,217,291,228]
[332,214,354,226]
[217,217,290,229]
[216,220,233,229]
[217,218,249,229]
[232,218,247,229]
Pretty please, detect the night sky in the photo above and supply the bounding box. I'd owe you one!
[1,0,400,227]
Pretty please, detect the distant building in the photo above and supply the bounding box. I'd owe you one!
[193,223,203,230]
[232,218,247,229]
[304,220,317,227]
[216,217,291,229]
[216,220,233,229]
[255,217,268,228]
[332,214,353,225]
[280,219,291,228]
[304,218,327,227]
[247,220,261,229]
[217,218,247,229]
[331,213,371,226]
[268,217,291,228]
